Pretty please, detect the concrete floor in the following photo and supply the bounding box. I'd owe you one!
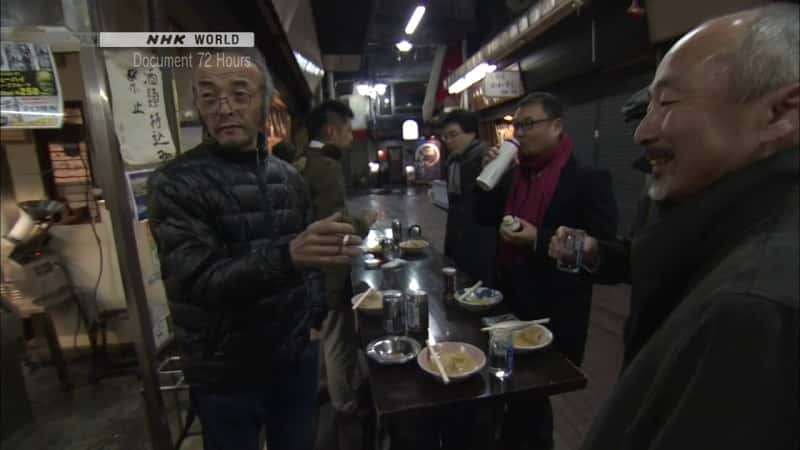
[2,187,629,450]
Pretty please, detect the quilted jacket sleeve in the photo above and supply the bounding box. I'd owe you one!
[147,170,304,308]
[290,168,328,329]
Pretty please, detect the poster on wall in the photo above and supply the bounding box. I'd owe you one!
[0,42,63,129]
[143,225,162,285]
[105,49,176,166]
[150,302,171,351]
[126,168,153,222]
[483,71,524,98]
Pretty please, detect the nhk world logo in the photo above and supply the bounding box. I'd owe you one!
[98,32,254,47]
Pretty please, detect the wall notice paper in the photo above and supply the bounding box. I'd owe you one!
[483,71,524,98]
[105,49,176,165]
[143,225,162,285]
[126,168,153,222]
[150,302,171,351]
[0,42,63,129]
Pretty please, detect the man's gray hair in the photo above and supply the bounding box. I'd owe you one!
[192,47,275,116]
[729,3,799,102]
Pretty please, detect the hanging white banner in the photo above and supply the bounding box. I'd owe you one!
[104,49,176,166]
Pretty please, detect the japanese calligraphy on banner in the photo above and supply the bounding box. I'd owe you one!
[105,49,176,165]
[0,42,63,129]
[483,71,524,98]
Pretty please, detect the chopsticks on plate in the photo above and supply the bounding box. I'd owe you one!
[351,287,376,310]
[480,318,550,332]
[426,337,450,384]
[455,280,483,302]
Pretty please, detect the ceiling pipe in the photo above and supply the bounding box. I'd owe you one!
[422,44,447,122]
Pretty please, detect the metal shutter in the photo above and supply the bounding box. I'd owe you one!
[563,100,599,168]
[596,92,647,235]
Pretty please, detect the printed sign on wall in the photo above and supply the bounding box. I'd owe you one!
[0,42,63,129]
[483,71,524,98]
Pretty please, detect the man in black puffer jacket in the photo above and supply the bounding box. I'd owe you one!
[147,47,363,450]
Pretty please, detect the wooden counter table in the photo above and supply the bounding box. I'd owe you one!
[352,232,587,448]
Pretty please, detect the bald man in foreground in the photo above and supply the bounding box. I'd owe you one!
[548,4,798,450]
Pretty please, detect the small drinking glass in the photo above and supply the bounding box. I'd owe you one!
[556,229,585,274]
[488,328,514,380]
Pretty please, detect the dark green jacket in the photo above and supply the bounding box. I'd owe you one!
[297,144,370,310]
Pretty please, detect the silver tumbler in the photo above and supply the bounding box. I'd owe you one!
[382,290,406,335]
[405,289,429,333]
[391,219,402,244]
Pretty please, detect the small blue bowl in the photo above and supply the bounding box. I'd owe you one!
[455,287,503,313]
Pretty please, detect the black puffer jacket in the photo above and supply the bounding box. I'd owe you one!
[147,143,326,388]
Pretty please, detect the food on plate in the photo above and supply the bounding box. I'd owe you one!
[365,243,383,254]
[430,350,478,376]
[357,290,382,310]
[399,239,429,250]
[513,326,546,347]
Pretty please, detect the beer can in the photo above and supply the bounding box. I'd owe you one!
[382,290,406,335]
[405,289,429,333]
[442,267,457,305]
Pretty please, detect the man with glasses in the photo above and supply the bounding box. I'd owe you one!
[440,109,497,283]
[147,48,363,450]
[479,92,618,450]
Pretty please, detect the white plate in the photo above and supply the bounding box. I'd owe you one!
[512,324,553,354]
[417,341,486,383]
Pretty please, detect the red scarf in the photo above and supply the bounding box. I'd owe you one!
[497,134,573,267]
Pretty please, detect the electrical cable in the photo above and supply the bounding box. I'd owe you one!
[74,150,103,352]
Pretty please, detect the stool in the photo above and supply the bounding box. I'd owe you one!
[1,284,71,391]
[87,308,138,384]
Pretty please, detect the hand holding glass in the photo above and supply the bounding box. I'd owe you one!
[556,229,586,273]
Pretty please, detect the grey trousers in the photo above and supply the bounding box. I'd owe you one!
[320,308,365,449]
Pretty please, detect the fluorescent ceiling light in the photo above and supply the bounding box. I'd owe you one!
[405,6,426,35]
[356,84,371,96]
[356,83,388,98]
[294,51,324,76]
[396,40,413,52]
[447,62,497,94]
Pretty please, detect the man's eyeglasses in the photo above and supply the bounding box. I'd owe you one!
[512,117,557,132]
[198,91,253,114]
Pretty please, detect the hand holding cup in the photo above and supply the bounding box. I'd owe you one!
[290,212,363,268]
[548,226,599,271]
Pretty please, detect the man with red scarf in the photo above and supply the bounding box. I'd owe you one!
[478,92,618,450]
